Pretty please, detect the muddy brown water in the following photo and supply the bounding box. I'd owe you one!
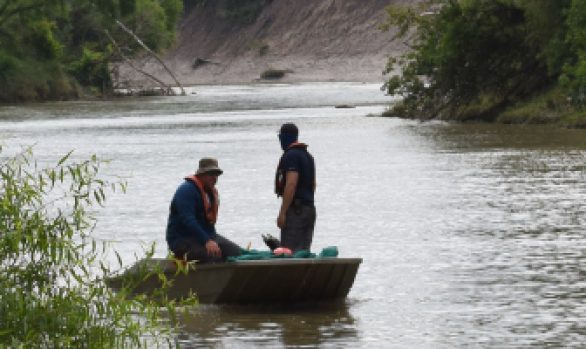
[2,83,586,348]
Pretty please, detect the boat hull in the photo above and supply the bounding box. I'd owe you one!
[107,258,362,304]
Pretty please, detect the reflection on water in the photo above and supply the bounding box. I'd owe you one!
[176,303,357,348]
[2,83,586,348]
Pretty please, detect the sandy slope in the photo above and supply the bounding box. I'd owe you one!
[115,0,411,87]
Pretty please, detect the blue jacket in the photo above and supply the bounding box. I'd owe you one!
[166,179,217,249]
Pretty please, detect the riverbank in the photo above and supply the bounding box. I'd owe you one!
[114,0,409,88]
[382,86,586,129]
[497,88,586,128]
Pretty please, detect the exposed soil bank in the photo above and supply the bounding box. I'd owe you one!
[115,0,410,87]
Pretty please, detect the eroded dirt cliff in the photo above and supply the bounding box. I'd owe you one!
[116,0,410,87]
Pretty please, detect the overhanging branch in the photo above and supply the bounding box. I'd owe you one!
[104,30,174,95]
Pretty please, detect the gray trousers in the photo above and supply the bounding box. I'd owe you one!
[171,234,241,263]
[281,202,316,252]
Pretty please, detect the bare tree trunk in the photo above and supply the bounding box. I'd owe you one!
[115,19,186,96]
[105,30,174,95]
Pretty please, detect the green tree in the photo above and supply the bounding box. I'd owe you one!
[0,0,183,102]
[384,0,555,120]
[382,0,586,121]
[560,0,586,105]
[518,0,570,78]
[0,1,76,101]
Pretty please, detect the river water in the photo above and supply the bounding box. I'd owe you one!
[2,83,586,348]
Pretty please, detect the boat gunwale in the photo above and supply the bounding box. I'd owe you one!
[109,257,363,277]
[190,257,363,269]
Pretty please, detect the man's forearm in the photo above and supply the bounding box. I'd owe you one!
[278,171,299,229]
[280,182,296,215]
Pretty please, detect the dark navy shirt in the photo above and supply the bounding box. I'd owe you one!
[281,147,315,204]
[166,180,217,249]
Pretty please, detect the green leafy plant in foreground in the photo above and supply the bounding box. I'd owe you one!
[0,147,195,348]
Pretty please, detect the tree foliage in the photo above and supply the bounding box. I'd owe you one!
[0,148,195,347]
[560,0,586,105]
[383,0,586,121]
[0,0,182,102]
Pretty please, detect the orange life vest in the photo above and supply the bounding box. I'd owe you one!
[275,142,308,197]
[185,175,219,225]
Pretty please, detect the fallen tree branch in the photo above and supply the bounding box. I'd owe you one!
[115,19,186,96]
[104,30,173,95]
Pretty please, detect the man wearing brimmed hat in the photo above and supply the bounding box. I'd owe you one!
[275,123,316,252]
[166,157,241,262]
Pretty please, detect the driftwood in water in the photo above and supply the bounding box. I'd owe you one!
[115,19,186,96]
[192,57,220,70]
[260,68,293,80]
[105,30,174,95]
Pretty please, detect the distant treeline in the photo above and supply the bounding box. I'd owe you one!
[0,0,182,103]
[384,0,586,127]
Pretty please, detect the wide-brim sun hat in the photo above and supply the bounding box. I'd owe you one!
[196,157,223,175]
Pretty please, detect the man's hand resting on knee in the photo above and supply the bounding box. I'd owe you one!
[205,240,222,257]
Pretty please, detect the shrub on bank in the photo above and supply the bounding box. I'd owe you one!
[497,88,567,125]
[0,54,79,103]
[560,110,586,128]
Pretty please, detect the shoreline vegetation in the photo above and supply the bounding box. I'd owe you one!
[0,0,183,104]
[381,0,586,128]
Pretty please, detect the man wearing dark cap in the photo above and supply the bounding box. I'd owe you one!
[275,123,316,252]
[166,157,241,262]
